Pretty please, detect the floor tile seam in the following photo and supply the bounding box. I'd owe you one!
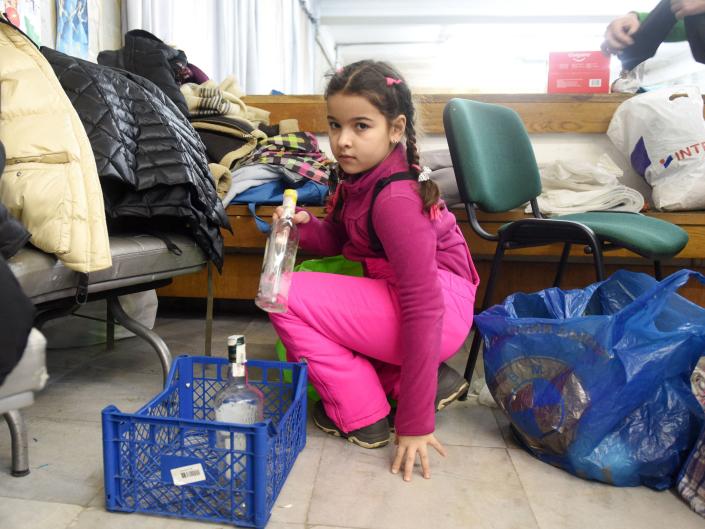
[304,437,330,528]
[42,368,84,385]
[47,368,164,378]
[37,367,165,381]
[63,503,88,529]
[304,440,415,529]
[84,486,105,509]
[17,414,103,426]
[305,520,376,529]
[506,447,543,529]
[488,407,511,449]
[0,494,87,511]
[45,356,147,374]
[442,441,509,450]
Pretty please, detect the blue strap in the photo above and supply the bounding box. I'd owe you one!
[248,202,272,234]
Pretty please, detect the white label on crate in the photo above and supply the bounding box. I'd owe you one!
[170,463,206,486]
[589,79,602,87]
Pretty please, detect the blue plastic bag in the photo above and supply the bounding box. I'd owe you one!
[476,269,705,490]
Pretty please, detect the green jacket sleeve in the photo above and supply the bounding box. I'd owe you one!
[636,11,687,41]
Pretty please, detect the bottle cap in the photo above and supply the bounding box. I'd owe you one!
[227,335,245,347]
[283,189,298,202]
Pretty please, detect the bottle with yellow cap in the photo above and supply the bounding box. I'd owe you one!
[255,189,300,313]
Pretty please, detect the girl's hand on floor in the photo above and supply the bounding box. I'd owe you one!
[272,207,310,224]
[391,433,447,482]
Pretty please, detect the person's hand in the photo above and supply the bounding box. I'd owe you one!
[671,0,705,19]
[272,207,310,224]
[390,433,447,482]
[601,12,641,55]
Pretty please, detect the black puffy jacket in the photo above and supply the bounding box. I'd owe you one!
[42,47,229,270]
[97,30,190,116]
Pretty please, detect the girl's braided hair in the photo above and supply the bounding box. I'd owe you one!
[325,60,441,215]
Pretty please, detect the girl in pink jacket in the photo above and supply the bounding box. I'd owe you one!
[269,60,479,481]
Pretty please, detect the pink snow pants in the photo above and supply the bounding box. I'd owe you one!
[268,269,477,433]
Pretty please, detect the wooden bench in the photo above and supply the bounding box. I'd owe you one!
[157,94,705,307]
[157,205,705,307]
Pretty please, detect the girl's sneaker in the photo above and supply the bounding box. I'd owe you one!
[435,363,469,412]
[388,363,469,432]
[312,400,390,449]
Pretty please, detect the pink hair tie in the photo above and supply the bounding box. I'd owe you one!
[386,76,402,86]
[336,66,343,73]
[429,204,441,221]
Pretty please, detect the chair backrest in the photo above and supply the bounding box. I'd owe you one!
[443,98,542,212]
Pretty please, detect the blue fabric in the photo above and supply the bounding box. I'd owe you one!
[476,269,705,490]
[231,179,328,233]
[630,136,652,177]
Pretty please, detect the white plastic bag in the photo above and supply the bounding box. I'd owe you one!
[607,85,705,210]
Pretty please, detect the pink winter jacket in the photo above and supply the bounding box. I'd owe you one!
[298,145,479,435]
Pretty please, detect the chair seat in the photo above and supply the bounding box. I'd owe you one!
[8,234,206,305]
[553,212,688,259]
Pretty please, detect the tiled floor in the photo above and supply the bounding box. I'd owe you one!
[0,309,703,529]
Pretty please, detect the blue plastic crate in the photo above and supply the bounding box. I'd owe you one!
[102,356,308,528]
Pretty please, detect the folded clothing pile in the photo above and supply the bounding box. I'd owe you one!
[527,154,645,215]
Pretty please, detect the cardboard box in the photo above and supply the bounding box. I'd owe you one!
[547,51,610,94]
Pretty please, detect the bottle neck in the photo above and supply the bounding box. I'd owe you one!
[228,362,246,383]
[281,195,296,218]
[227,340,247,383]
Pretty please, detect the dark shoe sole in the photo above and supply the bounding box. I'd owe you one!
[312,404,390,449]
[436,380,470,412]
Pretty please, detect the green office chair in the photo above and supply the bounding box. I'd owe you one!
[443,98,689,382]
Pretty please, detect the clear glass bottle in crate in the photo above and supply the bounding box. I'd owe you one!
[213,335,264,481]
[255,189,299,313]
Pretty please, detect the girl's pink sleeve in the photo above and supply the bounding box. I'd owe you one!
[296,207,347,256]
[371,193,443,436]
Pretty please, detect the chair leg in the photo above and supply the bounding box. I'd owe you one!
[107,296,172,387]
[593,246,605,281]
[480,242,506,311]
[4,410,29,477]
[463,330,483,383]
[654,260,663,280]
[554,243,571,287]
[591,243,605,282]
[205,263,214,357]
[464,242,505,383]
[106,301,115,351]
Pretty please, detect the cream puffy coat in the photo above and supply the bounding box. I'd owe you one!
[0,19,111,273]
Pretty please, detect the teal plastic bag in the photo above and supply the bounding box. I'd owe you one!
[275,255,363,401]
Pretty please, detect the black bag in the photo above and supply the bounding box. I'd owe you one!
[0,254,35,385]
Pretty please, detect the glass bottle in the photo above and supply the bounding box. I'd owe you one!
[255,189,300,313]
[213,335,264,480]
